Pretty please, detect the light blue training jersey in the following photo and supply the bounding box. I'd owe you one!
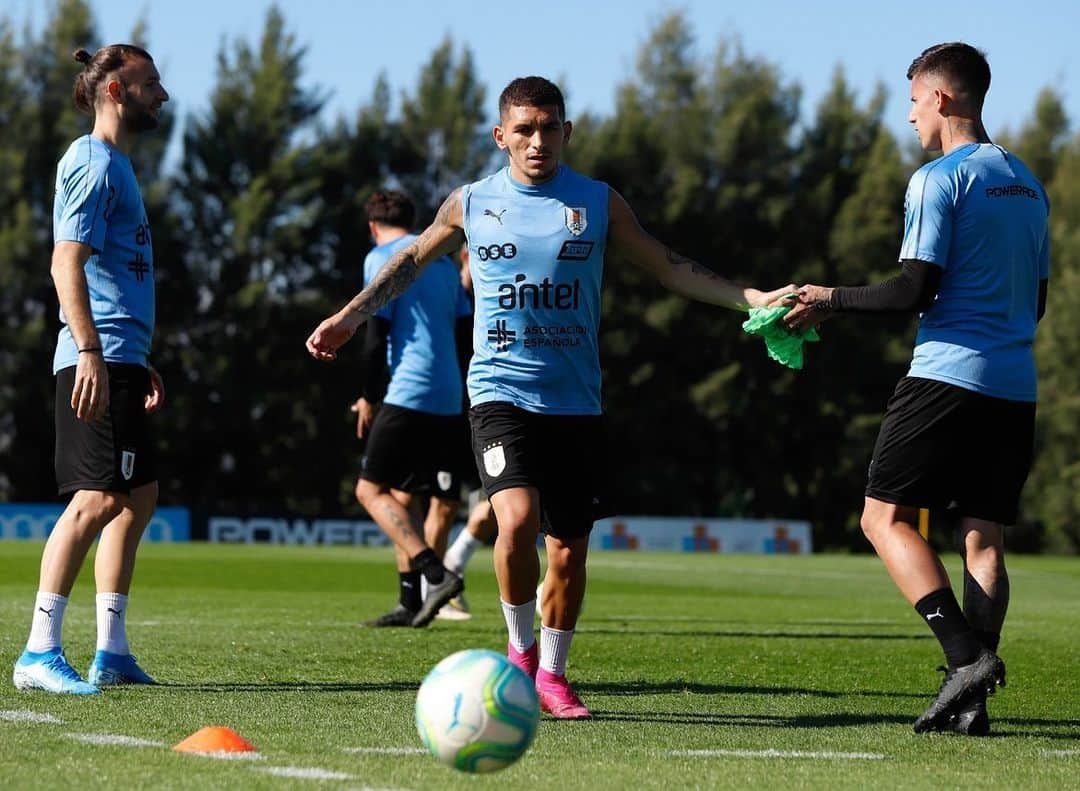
[901,143,1049,402]
[462,165,609,415]
[52,135,155,372]
[363,235,472,416]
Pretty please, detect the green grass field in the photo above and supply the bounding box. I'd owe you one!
[1,542,1078,789]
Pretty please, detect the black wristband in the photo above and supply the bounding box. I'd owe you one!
[78,346,103,354]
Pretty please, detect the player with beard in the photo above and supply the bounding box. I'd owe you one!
[12,45,168,694]
[784,43,1048,734]
[307,76,793,718]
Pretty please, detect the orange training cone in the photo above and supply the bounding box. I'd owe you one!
[172,726,257,753]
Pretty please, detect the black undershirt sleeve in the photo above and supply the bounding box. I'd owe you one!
[830,259,943,314]
[454,315,472,386]
[1038,279,1048,322]
[360,316,391,403]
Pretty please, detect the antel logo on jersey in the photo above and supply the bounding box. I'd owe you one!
[476,243,517,261]
[557,240,594,261]
[498,273,581,310]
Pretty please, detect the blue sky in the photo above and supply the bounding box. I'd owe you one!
[3,0,1076,163]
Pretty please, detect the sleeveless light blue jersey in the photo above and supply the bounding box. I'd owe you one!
[53,135,155,372]
[463,165,609,415]
[901,143,1049,402]
[363,235,471,416]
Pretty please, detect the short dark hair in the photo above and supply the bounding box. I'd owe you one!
[72,44,153,115]
[364,190,415,230]
[907,43,991,107]
[498,76,566,121]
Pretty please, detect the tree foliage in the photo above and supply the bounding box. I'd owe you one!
[1,4,1076,551]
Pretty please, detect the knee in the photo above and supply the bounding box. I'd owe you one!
[546,541,587,578]
[355,479,380,509]
[966,535,1005,572]
[859,512,882,544]
[68,490,126,533]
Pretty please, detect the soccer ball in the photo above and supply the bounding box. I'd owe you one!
[415,649,539,773]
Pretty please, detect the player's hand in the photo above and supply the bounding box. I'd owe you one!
[782,284,835,333]
[350,397,377,439]
[748,284,798,309]
[145,364,165,414]
[71,350,109,422]
[306,310,362,361]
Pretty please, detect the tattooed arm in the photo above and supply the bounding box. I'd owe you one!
[307,189,467,360]
[606,188,793,310]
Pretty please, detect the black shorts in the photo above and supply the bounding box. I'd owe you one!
[866,376,1036,525]
[468,402,613,539]
[55,364,158,496]
[360,404,464,499]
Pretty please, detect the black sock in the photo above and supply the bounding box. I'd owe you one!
[399,571,422,612]
[914,588,982,667]
[974,628,1000,653]
[412,548,445,585]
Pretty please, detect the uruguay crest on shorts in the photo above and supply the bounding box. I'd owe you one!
[483,443,506,477]
[121,450,136,481]
[564,206,587,236]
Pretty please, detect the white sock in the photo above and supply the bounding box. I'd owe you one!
[443,530,482,577]
[501,599,537,652]
[96,592,130,654]
[26,592,67,653]
[540,625,575,676]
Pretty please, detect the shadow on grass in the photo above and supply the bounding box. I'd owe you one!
[582,628,927,641]
[590,710,1080,737]
[986,718,1080,740]
[590,710,915,728]
[155,681,419,693]
[577,680,925,699]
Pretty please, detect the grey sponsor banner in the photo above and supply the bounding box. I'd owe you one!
[207,515,392,546]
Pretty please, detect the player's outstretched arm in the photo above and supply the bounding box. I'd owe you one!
[606,188,794,310]
[306,189,466,361]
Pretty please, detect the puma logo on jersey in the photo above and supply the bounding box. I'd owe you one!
[484,208,507,224]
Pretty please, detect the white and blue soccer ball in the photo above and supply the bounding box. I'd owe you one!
[415,648,539,773]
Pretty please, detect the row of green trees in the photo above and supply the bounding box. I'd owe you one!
[1,1,1076,551]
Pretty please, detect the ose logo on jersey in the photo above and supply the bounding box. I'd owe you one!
[476,243,517,261]
[498,273,581,310]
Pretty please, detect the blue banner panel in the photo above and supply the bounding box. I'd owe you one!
[0,504,190,542]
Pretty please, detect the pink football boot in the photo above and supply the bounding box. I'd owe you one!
[507,641,539,680]
[536,668,592,720]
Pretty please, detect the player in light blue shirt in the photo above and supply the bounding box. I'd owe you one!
[52,135,155,372]
[786,43,1048,734]
[308,77,792,716]
[14,45,168,696]
[362,234,472,416]
[349,191,474,628]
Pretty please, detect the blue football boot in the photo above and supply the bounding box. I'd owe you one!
[87,650,156,686]
[12,648,100,695]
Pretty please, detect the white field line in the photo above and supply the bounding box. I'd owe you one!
[343,746,427,755]
[180,750,264,760]
[261,766,354,780]
[0,709,62,724]
[671,748,885,760]
[1046,749,1080,756]
[64,733,165,747]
